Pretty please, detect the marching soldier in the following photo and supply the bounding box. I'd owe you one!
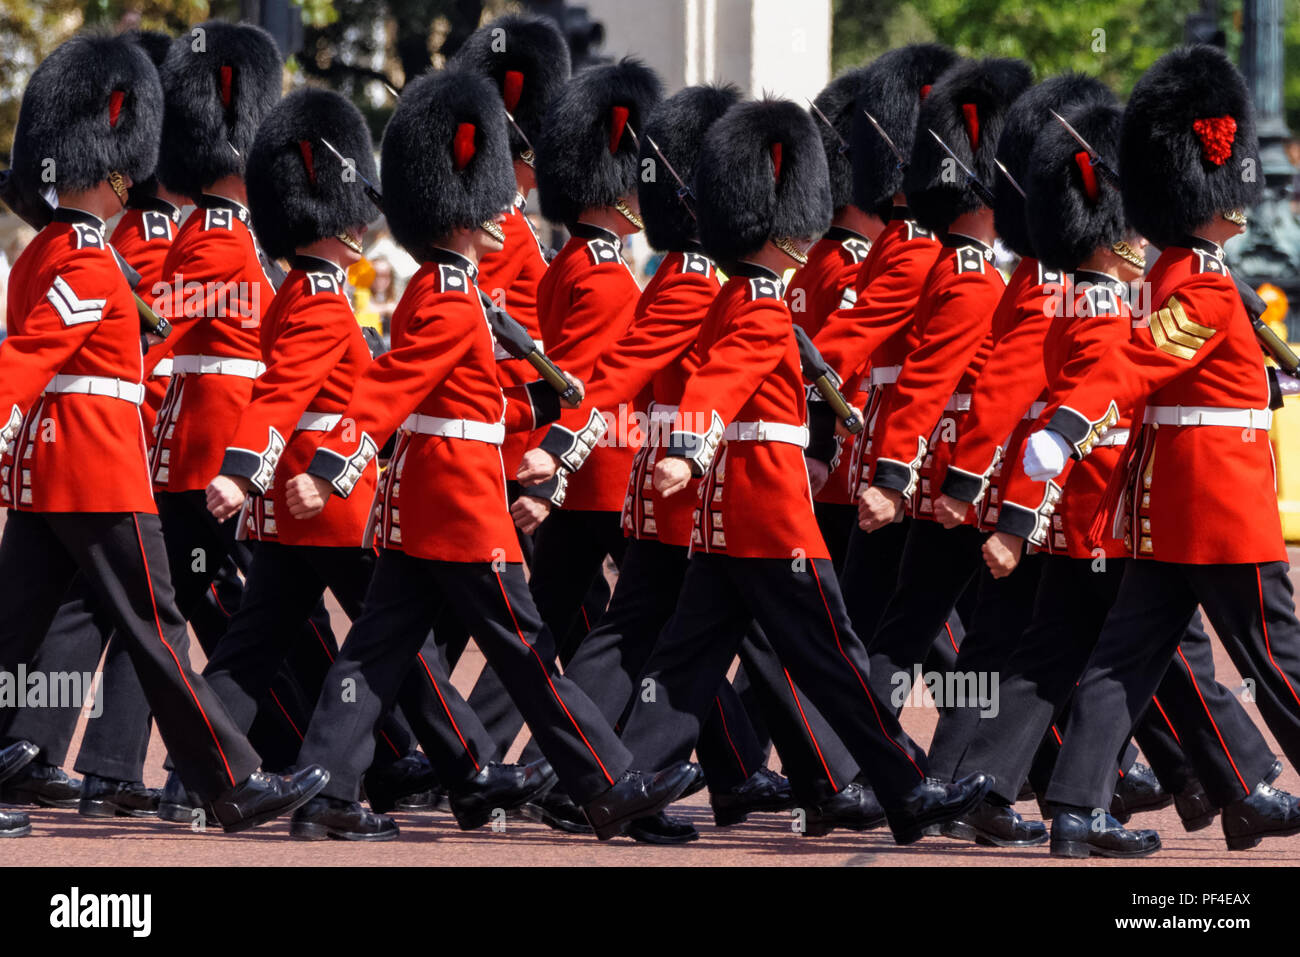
[0,31,326,838]
[279,68,694,841]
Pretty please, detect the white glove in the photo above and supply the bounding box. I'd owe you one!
[1023,429,1070,482]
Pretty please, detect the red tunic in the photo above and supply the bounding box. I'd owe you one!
[870,236,1005,521]
[304,250,551,564]
[1047,241,1284,564]
[528,223,642,512]
[145,195,274,493]
[220,258,378,548]
[998,273,1132,558]
[668,264,827,560]
[0,209,155,514]
[786,227,872,506]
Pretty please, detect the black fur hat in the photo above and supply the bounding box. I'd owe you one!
[694,97,832,266]
[246,88,379,261]
[812,66,873,212]
[1119,45,1260,248]
[637,83,741,252]
[447,13,571,161]
[155,21,282,199]
[848,44,958,215]
[380,70,514,256]
[11,33,163,195]
[122,29,173,207]
[1026,102,1127,271]
[535,57,663,225]
[902,57,1033,232]
[992,73,1114,258]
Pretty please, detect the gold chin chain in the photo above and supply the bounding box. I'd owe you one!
[337,232,363,254]
[773,236,808,265]
[1111,239,1145,270]
[614,199,644,230]
[1223,208,1248,227]
[108,171,128,205]
[480,220,506,243]
[519,149,535,168]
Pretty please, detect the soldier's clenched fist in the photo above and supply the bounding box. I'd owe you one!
[285,473,332,520]
[653,457,693,498]
[858,485,902,531]
[206,475,251,521]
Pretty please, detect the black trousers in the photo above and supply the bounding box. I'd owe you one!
[201,542,497,785]
[296,551,631,805]
[0,510,258,800]
[465,507,628,754]
[618,553,929,806]
[1040,558,1287,811]
[813,502,856,575]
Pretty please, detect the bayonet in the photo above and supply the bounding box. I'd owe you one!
[644,133,695,215]
[1049,109,1120,186]
[993,158,1026,198]
[863,110,908,168]
[808,99,850,154]
[320,136,384,207]
[927,128,996,207]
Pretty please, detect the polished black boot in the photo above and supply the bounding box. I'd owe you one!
[711,767,793,827]
[801,782,886,837]
[1173,779,1217,833]
[886,773,990,845]
[0,809,31,838]
[448,759,557,831]
[78,775,160,818]
[627,811,700,845]
[158,770,201,825]
[583,763,697,841]
[942,798,1047,847]
[291,796,400,841]
[1109,763,1171,823]
[0,760,81,808]
[521,787,594,834]
[1221,780,1300,851]
[210,765,329,834]
[1050,809,1160,859]
[0,741,38,784]
[364,751,440,814]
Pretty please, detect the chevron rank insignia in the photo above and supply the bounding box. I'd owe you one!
[47,275,105,326]
[1150,296,1216,360]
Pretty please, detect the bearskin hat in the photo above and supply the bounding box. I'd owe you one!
[1119,45,1260,249]
[155,21,282,200]
[10,33,162,195]
[694,98,832,267]
[535,57,663,225]
[448,13,571,162]
[902,57,1033,232]
[245,89,379,261]
[991,73,1114,258]
[122,29,173,207]
[811,66,873,212]
[848,44,958,215]
[637,83,741,252]
[1025,102,1127,271]
[380,70,514,256]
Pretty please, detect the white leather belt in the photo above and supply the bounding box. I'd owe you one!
[1095,428,1130,447]
[1142,405,1272,429]
[723,420,809,447]
[44,374,144,405]
[401,414,505,445]
[1023,401,1047,420]
[152,358,173,378]
[870,365,901,386]
[171,355,266,378]
[297,411,342,432]
[944,393,972,413]
[648,403,679,423]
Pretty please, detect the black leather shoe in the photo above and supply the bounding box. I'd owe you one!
[887,773,991,845]
[449,759,557,831]
[680,762,706,799]
[364,752,440,814]
[158,771,201,824]
[583,763,697,841]
[522,787,594,834]
[627,811,700,844]
[395,787,447,812]
[801,782,886,837]
[78,775,160,818]
[711,767,793,826]
[1110,762,1171,823]
[1050,810,1160,858]
[0,741,38,785]
[1221,780,1300,851]
[0,760,81,808]
[211,765,329,834]
[942,798,1048,847]
[291,796,399,841]
[1266,758,1283,785]
[1173,779,1217,832]
[0,809,31,838]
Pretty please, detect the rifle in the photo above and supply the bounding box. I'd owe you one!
[792,324,863,434]
[478,289,580,405]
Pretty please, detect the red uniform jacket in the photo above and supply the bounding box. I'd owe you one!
[998,273,1132,558]
[870,235,1004,521]
[666,263,826,560]
[786,226,872,506]
[938,258,1062,528]
[220,257,378,548]
[811,210,941,499]
[572,248,719,547]
[1046,240,1284,564]
[305,249,557,563]
[0,209,154,514]
[146,195,273,493]
[110,200,183,437]
[528,223,641,512]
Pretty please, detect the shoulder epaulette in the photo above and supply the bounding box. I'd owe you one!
[841,236,871,263]
[71,223,104,250]
[141,211,174,242]
[1037,262,1063,287]
[585,236,622,266]
[203,207,237,232]
[1194,248,1226,276]
[904,221,934,242]
[748,276,783,301]
[305,269,343,297]
[955,246,988,275]
[438,262,471,294]
[680,252,714,277]
[1079,283,1120,318]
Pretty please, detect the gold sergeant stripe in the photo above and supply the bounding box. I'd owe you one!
[1150,296,1216,360]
